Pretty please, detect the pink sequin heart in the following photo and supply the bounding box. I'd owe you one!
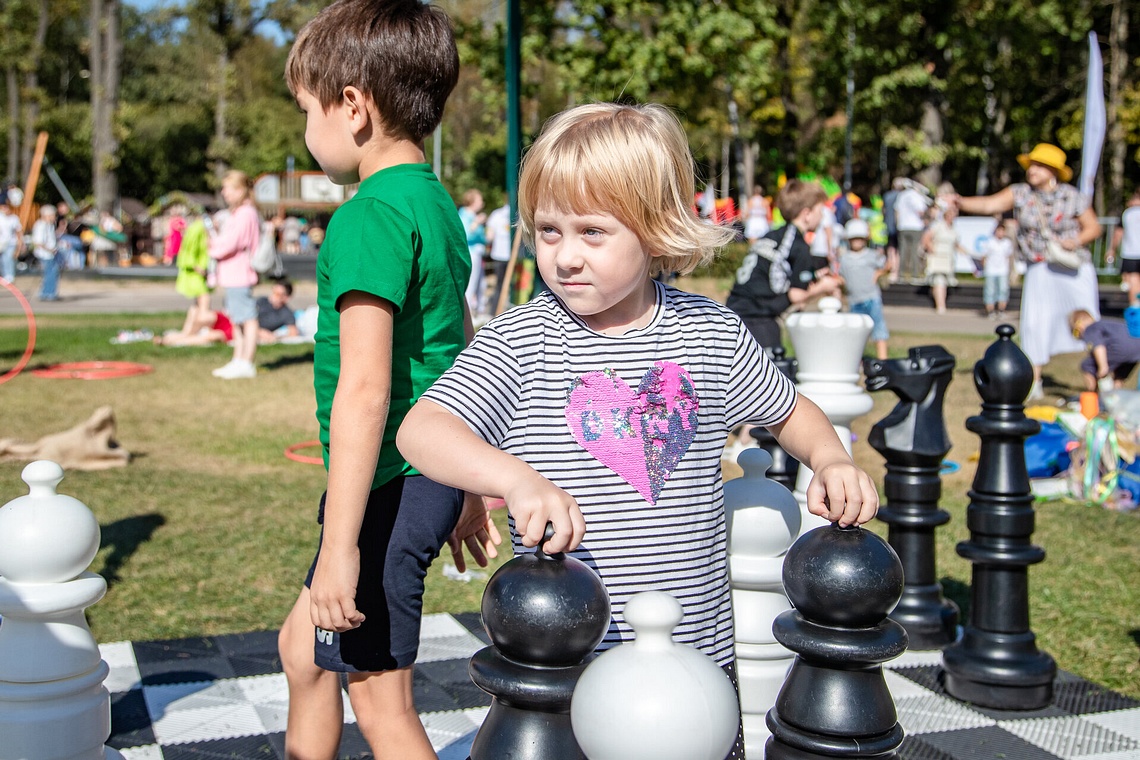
[565,362,699,504]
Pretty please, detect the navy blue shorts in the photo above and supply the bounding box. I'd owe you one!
[305,475,463,673]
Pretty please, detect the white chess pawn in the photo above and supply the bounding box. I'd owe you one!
[570,591,739,760]
[724,447,799,757]
[785,296,874,533]
[0,460,124,760]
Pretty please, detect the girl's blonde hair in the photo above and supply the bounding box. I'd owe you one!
[222,170,253,203]
[518,103,735,277]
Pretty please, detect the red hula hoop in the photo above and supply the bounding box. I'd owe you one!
[32,361,154,380]
[0,279,37,386]
[285,440,324,465]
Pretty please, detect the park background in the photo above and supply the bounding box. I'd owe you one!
[4,0,1140,217]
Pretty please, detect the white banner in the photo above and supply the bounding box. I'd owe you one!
[1080,32,1105,199]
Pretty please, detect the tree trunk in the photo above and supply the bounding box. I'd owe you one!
[90,0,121,213]
[1108,0,1128,214]
[6,66,18,181]
[18,0,49,182]
[212,49,229,185]
[915,97,944,188]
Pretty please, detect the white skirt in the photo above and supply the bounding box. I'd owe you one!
[1019,261,1099,366]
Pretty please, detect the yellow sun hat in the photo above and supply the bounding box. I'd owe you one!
[1017,143,1072,183]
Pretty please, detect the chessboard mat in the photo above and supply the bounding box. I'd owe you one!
[104,612,1140,759]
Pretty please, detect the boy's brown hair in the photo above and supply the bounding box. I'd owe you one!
[285,0,458,144]
[775,179,827,225]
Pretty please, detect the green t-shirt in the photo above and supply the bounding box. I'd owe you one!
[314,163,471,489]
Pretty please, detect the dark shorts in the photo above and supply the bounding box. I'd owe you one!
[306,475,463,673]
[1121,258,1140,275]
[741,316,783,350]
[1081,356,1137,381]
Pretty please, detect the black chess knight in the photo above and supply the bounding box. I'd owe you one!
[865,345,960,650]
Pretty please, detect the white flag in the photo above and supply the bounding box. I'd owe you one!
[1080,32,1105,199]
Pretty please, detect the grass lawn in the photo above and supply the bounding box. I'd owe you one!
[0,279,1137,701]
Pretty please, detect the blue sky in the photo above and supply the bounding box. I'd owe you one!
[122,0,288,44]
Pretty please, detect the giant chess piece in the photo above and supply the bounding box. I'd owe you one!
[865,345,960,650]
[749,346,800,491]
[942,325,1056,709]
[571,591,739,760]
[468,525,610,760]
[786,297,874,533]
[0,460,126,760]
[724,447,800,757]
[766,524,907,759]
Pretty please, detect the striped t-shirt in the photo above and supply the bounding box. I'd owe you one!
[422,281,797,665]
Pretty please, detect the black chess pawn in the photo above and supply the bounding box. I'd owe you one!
[766,523,908,759]
[468,525,610,760]
[749,346,800,491]
[865,345,960,649]
[942,324,1056,709]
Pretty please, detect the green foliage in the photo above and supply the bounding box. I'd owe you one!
[5,0,1140,211]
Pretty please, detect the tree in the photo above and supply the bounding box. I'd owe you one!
[90,0,122,212]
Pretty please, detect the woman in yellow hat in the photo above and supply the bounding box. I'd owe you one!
[950,143,1102,400]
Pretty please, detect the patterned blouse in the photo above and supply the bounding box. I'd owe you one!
[1010,182,1091,264]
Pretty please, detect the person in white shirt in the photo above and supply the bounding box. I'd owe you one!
[1113,190,1140,306]
[809,201,838,274]
[484,200,513,315]
[0,199,23,283]
[894,180,931,283]
[31,205,60,300]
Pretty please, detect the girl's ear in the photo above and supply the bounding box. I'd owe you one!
[341,86,371,136]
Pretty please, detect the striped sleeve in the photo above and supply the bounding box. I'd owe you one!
[724,319,797,429]
[420,323,521,445]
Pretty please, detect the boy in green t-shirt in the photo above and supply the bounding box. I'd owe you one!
[281,2,500,757]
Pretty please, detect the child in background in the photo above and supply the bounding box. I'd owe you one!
[397,102,879,760]
[725,179,843,349]
[977,219,1013,319]
[838,218,890,359]
[1070,309,1140,392]
[207,170,261,379]
[279,1,498,758]
[922,203,967,314]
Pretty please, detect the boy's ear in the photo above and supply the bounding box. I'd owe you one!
[341,86,372,135]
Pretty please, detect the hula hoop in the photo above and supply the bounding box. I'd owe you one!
[940,460,961,475]
[285,439,324,465]
[32,361,154,380]
[0,278,36,386]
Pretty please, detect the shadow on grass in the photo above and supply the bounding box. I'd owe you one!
[260,350,314,371]
[941,576,970,622]
[99,513,166,587]
[1042,373,1080,401]
[1129,629,1140,654]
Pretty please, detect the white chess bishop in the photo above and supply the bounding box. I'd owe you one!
[0,460,124,760]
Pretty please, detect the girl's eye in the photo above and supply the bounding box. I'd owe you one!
[583,228,603,238]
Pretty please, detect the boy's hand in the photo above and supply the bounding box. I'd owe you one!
[308,547,366,633]
[504,471,586,553]
[448,493,503,573]
[806,462,879,527]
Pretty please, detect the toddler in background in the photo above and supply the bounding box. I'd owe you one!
[1070,309,1140,392]
[977,219,1013,319]
[838,218,890,359]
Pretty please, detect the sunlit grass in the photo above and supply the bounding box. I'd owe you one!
[0,293,1136,700]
